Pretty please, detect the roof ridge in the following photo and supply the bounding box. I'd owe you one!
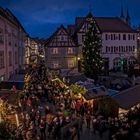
[112,85,140,97]
[45,24,77,46]
[95,17,119,19]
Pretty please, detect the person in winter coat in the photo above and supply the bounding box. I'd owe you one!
[39,119,46,140]
[86,112,91,129]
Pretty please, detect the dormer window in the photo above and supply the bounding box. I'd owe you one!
[59,35,67,41]
[61,36,64,41]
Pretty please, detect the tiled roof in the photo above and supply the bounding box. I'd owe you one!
[83,86,108,100]
[67,14,136,35]
[69,14,101,35]
[45,24,77,47]
[33,38,48,46]
[0,7,26,33]
[45,25,64,45]
[95,17,136,33]
[112,85,140,109]
[67,25,76,35]
[75,17,84,26]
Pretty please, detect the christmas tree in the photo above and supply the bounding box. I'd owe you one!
[82,18,103,81]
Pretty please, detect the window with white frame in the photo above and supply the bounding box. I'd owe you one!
[123,34,126,40]
[0,75,4,81]
[116,46,118,52]
[15,51,18,64]
[108,47,110,52]
[105,34,108,40]
[68,59,74,68]
[106,46,108,53]
[133,46,135,52]
[52,61,59,68]
[119,46,121,52]
[111,34,113,40]
[67,48,74,54]
[128,34,131,40]
[0,51,4,69]
[126,46,128,52]
[118,34,121,40]
[128,59,135,65]
[8,34,11,46]
[133,34,135,40]
[111,47,113,53]
[9,51,12,66]
[113,58,120,68]
[0,29,4,43]
[52,48,58,54]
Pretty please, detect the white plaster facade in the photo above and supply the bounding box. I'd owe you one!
[73,14,138,70]
[102,32,137,69]
[0,8,26,81]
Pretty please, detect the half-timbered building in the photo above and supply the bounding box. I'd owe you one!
[45,25,78,71]
[67,12,137,71]
[44,12,137,73]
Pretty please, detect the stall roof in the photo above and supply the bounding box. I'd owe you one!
[112,85,140,109]
[0,90,20,105]
[83,86,108,100]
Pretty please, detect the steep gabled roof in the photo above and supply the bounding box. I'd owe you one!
[6,8,26,33]
[0,7,26,34]
[95,17,136,33]
[67,25,76,35]
[45,24,77,47]
[67,13,136,35]
[75,17,85,26]
[69,12,101,35]
[32,38,48,45]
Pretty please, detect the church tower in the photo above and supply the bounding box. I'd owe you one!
[120,6,126,22]
[120,6,131,26]
[126,8,131,26]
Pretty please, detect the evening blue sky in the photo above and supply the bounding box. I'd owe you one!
[0,0,140,38]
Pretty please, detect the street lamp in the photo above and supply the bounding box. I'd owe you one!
[77,57,81,72]
[77,57,81,61]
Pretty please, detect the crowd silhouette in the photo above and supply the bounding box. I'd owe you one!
[14,61,140,140]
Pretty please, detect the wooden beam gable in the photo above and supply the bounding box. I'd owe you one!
[48,25,76,47]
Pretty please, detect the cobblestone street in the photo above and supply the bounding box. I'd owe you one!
[80,125,109,140]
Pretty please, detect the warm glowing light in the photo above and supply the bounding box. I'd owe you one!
[40,55,44,58]
[77,57,81,60]
[15,114,19,127]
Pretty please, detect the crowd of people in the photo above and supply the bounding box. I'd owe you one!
[13,61,140,140]
[0,120,19,139]
[17,62,92,140]
[111,106,140,140]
